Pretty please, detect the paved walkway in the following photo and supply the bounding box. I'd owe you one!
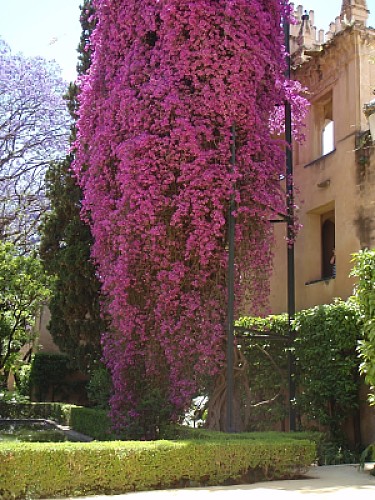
[58,463,375,500]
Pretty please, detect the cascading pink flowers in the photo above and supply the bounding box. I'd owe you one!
[73,0,306,429]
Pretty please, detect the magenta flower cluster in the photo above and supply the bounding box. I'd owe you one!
[73,0,306,427]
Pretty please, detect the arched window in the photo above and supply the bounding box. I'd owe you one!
[313,91,335,158]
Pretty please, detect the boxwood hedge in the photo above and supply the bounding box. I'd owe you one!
[0,434,315,499]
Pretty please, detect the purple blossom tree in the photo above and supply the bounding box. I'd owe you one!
[74,0,306,435]
[0,38,70,252]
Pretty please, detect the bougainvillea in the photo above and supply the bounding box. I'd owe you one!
[74,0,306,431]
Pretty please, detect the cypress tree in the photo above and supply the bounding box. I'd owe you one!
[39,0,102,372]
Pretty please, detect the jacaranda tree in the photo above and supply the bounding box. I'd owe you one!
[0,38,70,252]
[74,0,306,435]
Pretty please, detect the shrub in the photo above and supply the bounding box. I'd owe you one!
[316,438,358,466]
[70,406,118,441]
[360,443,375,469]
[86,364,112,409]
[294,300,361,439]
[15,364,32,398]
[0,402,117,441]
[236,300,362,443]
[120,386,174,440]
[351,249,375,405]
[29,353,70,401]
[0,401,72,424]
[0,434,316,499]
[236,315,289,430]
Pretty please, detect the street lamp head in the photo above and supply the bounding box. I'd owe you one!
[363,98,375,142]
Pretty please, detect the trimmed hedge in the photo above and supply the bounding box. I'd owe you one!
[0,402,118,441]
[0,401,72,425]
[29,353,70,401]
[70,406,118,440]
[0,402,117,440]
[0,435,316,499]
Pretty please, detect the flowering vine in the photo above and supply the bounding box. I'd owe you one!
[74,0,307,431]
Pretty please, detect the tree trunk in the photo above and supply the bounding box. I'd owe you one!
[206,345,251,432]
[205,343,283,432]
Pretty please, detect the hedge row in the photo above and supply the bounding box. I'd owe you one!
[0,436,316,499]
[69,406,118,440]
[0,402,120,441]
[0,401,72,425]
[0,401,324,444]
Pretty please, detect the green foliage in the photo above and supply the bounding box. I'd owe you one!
[0,402,115,440]
[0,391,30,405]
[351,249,375,405]
[360,443,375,469]
[39,157,103,372]
[0,402,112,440]
[0,435,315,499]
[235,315,289,430]
[122,387,174,441]
[15,363,32,398]
[0,318,12,387]
[29,353,70,401]
[236,300,362,443]
[316,438,358,466]
[294,300,361,437]
[0,401,324,468]
[86,363,112,409]
[76,0,96,76]
[165,425,319,443]
[0,401,72,424]
[39,1,103,373]
[70,406,118,441]
[0,242,50,384]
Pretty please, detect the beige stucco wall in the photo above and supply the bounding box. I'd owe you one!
[34,305,60,354]
[7,306,60,391]
[268,21,375,446]
[270,25,375,314]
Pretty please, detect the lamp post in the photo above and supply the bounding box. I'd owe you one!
[364,98,375,141]
[284,10,297,433]
[226,5,297,434]
[226,124,236,433]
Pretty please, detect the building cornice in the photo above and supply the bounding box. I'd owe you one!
[292,25,374,98]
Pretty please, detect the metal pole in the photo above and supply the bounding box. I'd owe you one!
[226,123,236,433]
[284,14,296,432]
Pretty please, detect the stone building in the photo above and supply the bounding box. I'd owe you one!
[270,0,375,313]
[269,0,375,446]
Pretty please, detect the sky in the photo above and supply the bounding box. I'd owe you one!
[0,0,374,83]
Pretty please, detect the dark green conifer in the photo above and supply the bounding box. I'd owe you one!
[39,0,102,372]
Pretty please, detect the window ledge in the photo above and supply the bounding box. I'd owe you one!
[305,276,335,286]
[304,149,336,168]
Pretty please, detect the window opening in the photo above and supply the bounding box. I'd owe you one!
[322,120,334,156]
[321,216,335,279]
[313,92,335,159]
